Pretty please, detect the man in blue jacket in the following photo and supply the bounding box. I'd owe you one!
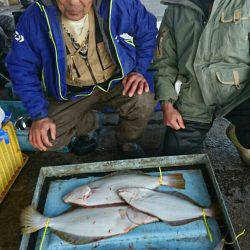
[6,0,157,157]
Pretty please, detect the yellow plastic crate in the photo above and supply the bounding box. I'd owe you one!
[0,121,28,203]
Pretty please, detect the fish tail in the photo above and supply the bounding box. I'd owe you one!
[162,173,185,189]
[204,202,221,218]
[21,206,48,234]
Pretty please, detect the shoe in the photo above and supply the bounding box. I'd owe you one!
[226,124,250,166]
[119,142,146,159]
[69,132,98,156]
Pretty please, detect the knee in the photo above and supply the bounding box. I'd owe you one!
[136,92,156,111]
[122,92,156,119]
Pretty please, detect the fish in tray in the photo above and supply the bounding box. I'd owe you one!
[21,205,159,245]
[118,188,217,225]
[63,171,185,206]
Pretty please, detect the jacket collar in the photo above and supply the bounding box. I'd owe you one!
[160,0,206,16]
[40,0,55,6]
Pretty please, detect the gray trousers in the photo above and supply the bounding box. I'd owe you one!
[163,98,250,155]
[48,84,156,150]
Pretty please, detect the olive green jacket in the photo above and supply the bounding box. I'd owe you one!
[153,0,250,123]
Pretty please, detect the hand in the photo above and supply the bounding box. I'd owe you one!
[162,102,185,130]
[122,72,150,97]
[29,117,56,151]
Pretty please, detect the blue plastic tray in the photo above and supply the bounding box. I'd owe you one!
[20,155,239,250]
[36,169,221,249]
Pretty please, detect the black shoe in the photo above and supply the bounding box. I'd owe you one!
[69,132,98,156]
[119,142,146,159]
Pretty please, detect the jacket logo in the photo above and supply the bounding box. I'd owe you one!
[119,33,133,40]
[14,31,24,43]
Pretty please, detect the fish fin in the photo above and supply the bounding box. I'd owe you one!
[161,192,222,219]
[99,170,144,179]
[163,217,201,226]
[162,191,204,208]
[65,204,81,211]
[204,202,222,218]
[53,229,103,245]
[20,206,48,234]
[69,202,126,208]
[162,173,185,189]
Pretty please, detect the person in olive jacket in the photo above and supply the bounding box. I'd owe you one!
[153,0,250,165]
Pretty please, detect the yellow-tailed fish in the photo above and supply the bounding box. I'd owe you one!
[118,188,217,225]
[21,205,159,245]
[63,171,185,206]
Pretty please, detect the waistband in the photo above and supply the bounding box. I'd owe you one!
[66,79,110,96]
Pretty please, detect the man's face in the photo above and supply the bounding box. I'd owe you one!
[57,0,93,21]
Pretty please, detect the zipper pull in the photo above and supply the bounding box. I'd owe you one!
[85,58,89,66]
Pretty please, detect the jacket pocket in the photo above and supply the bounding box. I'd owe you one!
[215,68,248,89]
[207,63,250,106]
[220,9,250,24]
[210,8,250,58]
[97,42,113,70]
[119,38,136,60]
[116,38,136,72]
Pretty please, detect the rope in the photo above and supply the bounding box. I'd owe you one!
[202,208,213,242]
[158,167,163,185]
[39,218,51,250]
[223,229,246,245]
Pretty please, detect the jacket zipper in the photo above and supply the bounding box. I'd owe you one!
[41,68,47,93]
[36,2,67,100]
[106,0,124,86]
[37,0,124,98]
[83,56,97,84]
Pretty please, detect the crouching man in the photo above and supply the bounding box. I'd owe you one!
[7,0,158,157]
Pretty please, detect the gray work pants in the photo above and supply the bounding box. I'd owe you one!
[47,84,156,150]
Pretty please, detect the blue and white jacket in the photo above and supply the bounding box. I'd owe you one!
[6,0,157,120]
